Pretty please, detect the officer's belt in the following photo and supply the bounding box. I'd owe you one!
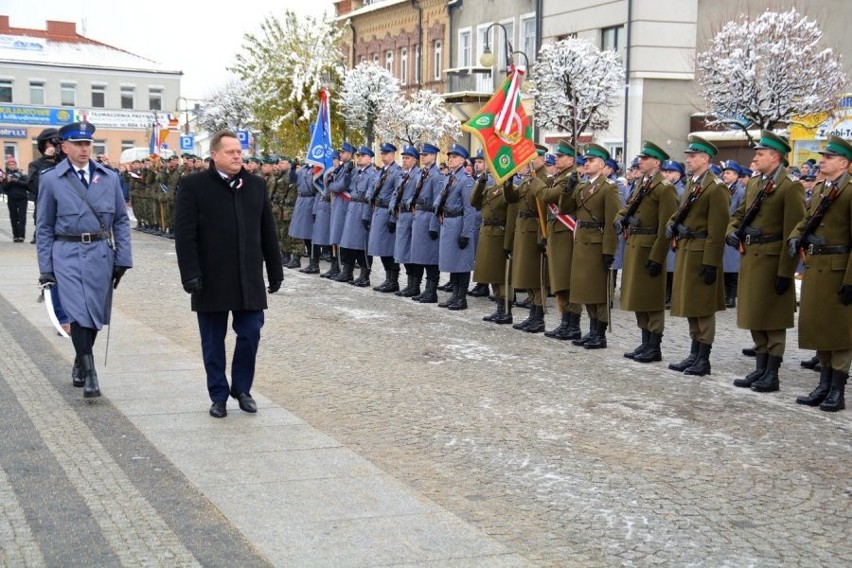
[375,199,391,208]
[743,233,781,244]
[350,196,368,204]
[517,211,538,219]
[577,221,603,229]
[298,192,314,197]
[442,209,464,218]
[415,204,435,212]
[678,230,708,240]
[55,232,109,243]
[807,244,851,255]
[481,219,505,227]
[628,226,657,235]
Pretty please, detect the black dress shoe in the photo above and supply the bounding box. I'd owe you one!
[232,391,257,413]
[209,400,227,418]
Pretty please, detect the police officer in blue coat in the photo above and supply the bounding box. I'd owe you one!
[37,121,133,398]
[367,142,403,292]
[434,143,476,310]
[720,160,746,307]
[305,151,336,275]
[409,143,445,303]
[660,159,686,306]
[389,145,422,297]
[338,146,379,286]
[287,159,317,270]
[324,142,356,279]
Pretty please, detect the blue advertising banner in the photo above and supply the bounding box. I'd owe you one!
[0,128,27,138]
[0,105,75,126]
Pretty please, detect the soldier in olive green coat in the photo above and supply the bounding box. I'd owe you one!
[727,130,806,393]
[472,170,511,323]
[536,140,583,340]
[666,135,730,377]
[615,141,679,363]
[789,135,852,412]
[569,144,621,349]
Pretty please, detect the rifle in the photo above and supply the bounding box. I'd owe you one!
[369,166,391,207]
[793,181,841,261]
[408,167,430,213]
[392,171,411,216]
[734,178,774,254]
[669,174,707,249]
[619,176,652,239]
[435,173,456,221]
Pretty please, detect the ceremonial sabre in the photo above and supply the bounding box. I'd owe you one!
[40,285,69,338]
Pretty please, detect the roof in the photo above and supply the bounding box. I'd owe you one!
[333,0,408,22]
[0,16,181,75]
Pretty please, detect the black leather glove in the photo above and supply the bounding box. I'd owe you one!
[362,219,371,231]
[774,276,792,295]
[429,230,439,241]
[664,223,675,240]
[457,236,469,249]
[183,276,203,294]
[267,280,282,294]
[613,218,625,234]
[537,238,547,252]
[725,232,740,248]
[839,284,852,306]
[387,221,396,234]
[603,254,614,269]
[700,265,717,285]
[645,260,662,277]
[38,272,56,286]
[112,266,128,289]
[787,237,800,258]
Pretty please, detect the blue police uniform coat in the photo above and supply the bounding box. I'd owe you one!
[311,177,332,247]
[667,179,686,272]
[288,167,315,239]
[36,159,133,329]
[410,162,445,266]
[340,165,378,250]
[611,176,629,271]
[434,166,476,273]
[389,166,421,264]
[367,162,402,257]
[328,161,353,245]
[722,180,745,273]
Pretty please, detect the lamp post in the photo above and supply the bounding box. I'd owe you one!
[176,96,191,135]
[479,22,513,73]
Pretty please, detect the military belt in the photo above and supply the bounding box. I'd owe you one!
[442,209,464,218]
[628,226,657,235]
[577,221,603,229]
[744,233,781,244]
[678,230,708,240]
[298,192,314,197]
[807,244,851,255]
[518,211,538,219]
[350,196,368,204]
[481,220,505,227]
[55,232,109,243]
[375,199,391,208]
[415,204,435,212]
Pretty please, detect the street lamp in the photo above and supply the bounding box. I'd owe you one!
[479,22,514,73]
[176,96,191,135]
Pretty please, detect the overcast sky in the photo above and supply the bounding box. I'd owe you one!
[4,0,336,101]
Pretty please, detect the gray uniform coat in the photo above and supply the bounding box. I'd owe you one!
[435,166,476,272]
[328,161,353,245]
[367,162,402,257]
[389,166,421,264]
[288,167,316,239]
[340,165,378,250]
[410,163,445,265]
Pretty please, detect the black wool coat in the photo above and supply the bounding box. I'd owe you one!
[174,163,283,312]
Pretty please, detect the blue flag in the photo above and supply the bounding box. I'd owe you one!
[305,89,333,191]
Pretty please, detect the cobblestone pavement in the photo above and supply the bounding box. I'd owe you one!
[3,207,851,566]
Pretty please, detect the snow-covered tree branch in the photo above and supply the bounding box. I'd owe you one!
[197,79,254,134]
[340,62,401,147]
[375,89,460,148]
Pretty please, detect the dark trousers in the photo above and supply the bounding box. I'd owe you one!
[380,255,398,272]
[340,246,372,268]
[70,323,98,358]
[8,195,28,239]
[197,310,265,403]
[404,263,424,279]
[425,264,439,281]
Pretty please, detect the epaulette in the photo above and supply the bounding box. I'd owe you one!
[39,165,56,175]
[787,174,798,183]
[660,178,672,186]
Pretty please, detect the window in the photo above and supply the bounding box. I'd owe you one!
[3,143,16,162]
[476,24,493,92]
[498,21,515,70]
[121,86,134,109]
[359,55,366,65]
[149,88,163,111]
[385,50,393,73]
[458,29,471,68]
[93,140,107,157]
[400,47,408,85]
[602,25,625,64]
[121,140,135,153]
[414,44,421,84]
[60,82,76,106]
[372,53,379,64]
[0,80,11,103]
[521,15,536,63]
[91,85,105,108]
[433,40,442,81]
[29,81,44,105]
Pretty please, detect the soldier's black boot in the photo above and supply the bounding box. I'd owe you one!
[416,279,438,304]
[583,320,608,349]
[483,302,501,322]
[377,269,400,293]
[545,311,570,339]
[72,357,84,388]
[299,253,320,274]
[321,257,340,279]
[514,294,531,309]
[402,276,421,297]
[285,253,302,269]
[81,353,100,398]
[634,332,663,363]
[819,370,847,412]
[752,355,781,392]
[800,355,820,370]
[684,343,712,376]
[493,301,513,324]
[561,312,581,340]
[332,262,354,283]
[733,352,768,388]
[669,340,700,372]
[796,366,832,406]
[352,267,371,288]
[524,305,545,333]
[448,285,468,310]
[624,329,650,359]
[395,275,414,296]
[469,283,489,297]
[572,318,598,346]
[438,280,453,292]
[281,252,291,266]
[512,305,536,330]
[438,281,459,308]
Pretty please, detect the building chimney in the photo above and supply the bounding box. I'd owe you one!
[46,20,78,39]
[0,16,10,33]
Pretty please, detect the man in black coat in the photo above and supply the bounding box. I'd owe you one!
[174,130,284,418]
